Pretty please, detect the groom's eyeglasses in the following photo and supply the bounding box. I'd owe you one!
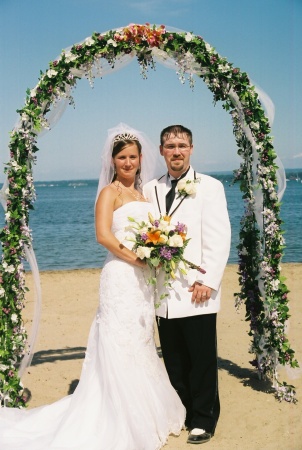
[162,144,191,152]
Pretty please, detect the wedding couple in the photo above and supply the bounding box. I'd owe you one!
[0,123,231,449]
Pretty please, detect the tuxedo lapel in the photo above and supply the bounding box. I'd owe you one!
[154,174,168,216]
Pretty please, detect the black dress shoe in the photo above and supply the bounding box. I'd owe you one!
[187,430,212,444]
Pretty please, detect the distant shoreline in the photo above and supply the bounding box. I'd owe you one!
[1,167,302,186]
[25,261,302,275]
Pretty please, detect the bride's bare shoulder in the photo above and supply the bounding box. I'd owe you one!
[101,183,116,194]
[100,183,120,195]
[96,183,123,212]
[96,184,116,205]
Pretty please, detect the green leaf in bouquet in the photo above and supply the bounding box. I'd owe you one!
[150,257,160,267]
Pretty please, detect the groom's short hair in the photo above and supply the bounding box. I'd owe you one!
[160,125,193,146]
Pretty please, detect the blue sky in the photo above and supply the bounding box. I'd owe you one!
[0,0,301,181]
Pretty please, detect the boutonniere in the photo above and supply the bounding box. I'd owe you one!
[176,178,201,198]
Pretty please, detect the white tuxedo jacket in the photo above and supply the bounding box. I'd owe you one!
[143,167,231,319]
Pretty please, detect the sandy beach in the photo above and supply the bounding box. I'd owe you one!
[21,264,302,450]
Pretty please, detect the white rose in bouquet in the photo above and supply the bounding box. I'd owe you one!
[167,234,184,247]
[159,234,169,244]
[136,246,154,259]
[159,219,175,233]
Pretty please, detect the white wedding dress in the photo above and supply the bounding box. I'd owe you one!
[0,201,185,450]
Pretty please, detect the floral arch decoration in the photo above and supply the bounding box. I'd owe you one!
[0,23,299,407]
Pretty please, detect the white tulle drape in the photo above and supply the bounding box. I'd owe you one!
[0,25,286,376]
[0,182,42,376]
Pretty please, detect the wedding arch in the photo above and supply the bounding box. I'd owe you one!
[0,23,299,407]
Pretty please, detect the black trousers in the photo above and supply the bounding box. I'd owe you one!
[157,313,220,434]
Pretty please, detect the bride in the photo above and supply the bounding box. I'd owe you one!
[0,123,185,449]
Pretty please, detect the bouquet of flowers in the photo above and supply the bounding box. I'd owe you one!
[127,213,205,288]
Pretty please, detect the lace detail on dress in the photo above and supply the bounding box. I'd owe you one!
[95,255,161,377]
[0,201,185,450]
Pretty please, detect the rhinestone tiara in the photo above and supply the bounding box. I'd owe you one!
[113,132,139,144]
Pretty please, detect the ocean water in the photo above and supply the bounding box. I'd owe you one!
[1,172,301,271]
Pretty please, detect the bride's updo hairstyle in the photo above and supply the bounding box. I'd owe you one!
[111,133,142,185]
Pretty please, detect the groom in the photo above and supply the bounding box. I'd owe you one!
[143,125,231,444]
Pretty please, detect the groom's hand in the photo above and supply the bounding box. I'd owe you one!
[188,282,212,303]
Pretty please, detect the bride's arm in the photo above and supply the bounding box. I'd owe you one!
[95,186,145,268]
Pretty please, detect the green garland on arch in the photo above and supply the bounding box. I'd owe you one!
[0,23,299,407]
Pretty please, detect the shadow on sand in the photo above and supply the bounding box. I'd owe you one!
[218,356,274,394]
[28,347,273,396]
